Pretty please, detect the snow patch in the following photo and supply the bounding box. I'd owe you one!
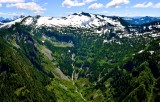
[35,14,124,30]
[138,50,144,54]
[23,17,33,25]
[149,51,154,55]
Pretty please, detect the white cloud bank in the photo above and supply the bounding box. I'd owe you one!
[6,2,45,14]
[0,0,24,3]
[133,2,153,8]
[62,0,85,7]
[154,3,160,8]
[106,0,130,8]
[88,3,103,10]
[84,0,97,3]
[62,0,96,8]
[133,2,160,8]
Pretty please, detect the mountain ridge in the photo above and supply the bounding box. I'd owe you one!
[1,12,160,35]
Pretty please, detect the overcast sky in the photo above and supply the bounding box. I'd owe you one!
[0,0,160,18]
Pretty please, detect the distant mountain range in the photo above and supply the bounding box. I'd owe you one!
[122,16,160,25]
[0,16,19,23]
[1,13,160,29]
[1,12,160,35]
[1,13,160,25]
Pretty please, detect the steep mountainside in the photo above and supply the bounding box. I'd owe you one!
[0,13,160,101]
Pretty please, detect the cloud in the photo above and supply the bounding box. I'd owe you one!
[44,3,48,5]
[106,0,130,8]
[133,2,153,8]
[83,0,97,3]
[62,0,96,8]
[62,0,85,8]
[6,2,46,14]
[0,0,25,3]
[0,4,2,7]
[154,3,160,8]
[88,3,103,10]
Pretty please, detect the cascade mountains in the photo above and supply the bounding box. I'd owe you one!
[0,12,160,102]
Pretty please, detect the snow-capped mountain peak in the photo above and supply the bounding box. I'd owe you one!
[21,12,125,30]
[0,13,122,33]
[0,12,126,34]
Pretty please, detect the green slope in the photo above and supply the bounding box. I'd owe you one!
[0,20,160,101]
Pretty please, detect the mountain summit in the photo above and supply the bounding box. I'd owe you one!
[1,13,125,32]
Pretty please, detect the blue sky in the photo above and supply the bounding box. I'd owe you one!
[0,0,160,18]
